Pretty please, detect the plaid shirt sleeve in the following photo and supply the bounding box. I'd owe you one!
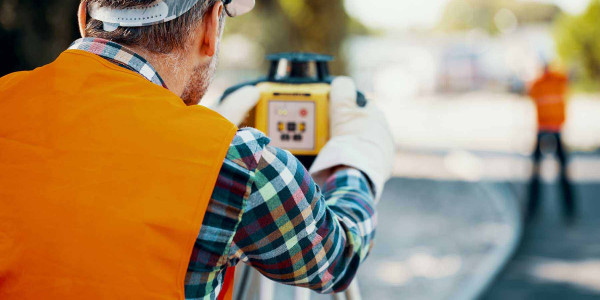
[185,128,376,299]
[229,129,376,293]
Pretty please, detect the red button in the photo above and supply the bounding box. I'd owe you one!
[300,109,308,117]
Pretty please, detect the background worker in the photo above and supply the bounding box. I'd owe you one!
[0,0,394,300]
[528,65,575,221]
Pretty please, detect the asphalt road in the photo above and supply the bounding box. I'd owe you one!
[483,182,600,300]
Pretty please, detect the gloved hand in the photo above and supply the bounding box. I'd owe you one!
[309,77,395,201]
[213,86,260,126]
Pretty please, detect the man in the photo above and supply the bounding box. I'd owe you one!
[528,66,575,221]
[0,1,394,299]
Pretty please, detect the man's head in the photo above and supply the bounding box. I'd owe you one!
[79,0,229,105]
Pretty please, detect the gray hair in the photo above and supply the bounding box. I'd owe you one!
[84,0,220,53]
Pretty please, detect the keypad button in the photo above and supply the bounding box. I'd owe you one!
[299,122,306,132]
[293,134,303,141]
[281,134,290,141]
[287,122,296,132]
[300,108,308,117]
[278,122,285,132]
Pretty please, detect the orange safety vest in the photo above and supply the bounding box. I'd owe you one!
[529,71,568,132]
[0,50,238,299]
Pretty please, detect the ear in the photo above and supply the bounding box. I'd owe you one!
[200,2,224,57]
[78,1,88,38]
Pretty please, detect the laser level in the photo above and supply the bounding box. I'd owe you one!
[220,53,366,168]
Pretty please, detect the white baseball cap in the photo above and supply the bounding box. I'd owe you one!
[89,0,255,32]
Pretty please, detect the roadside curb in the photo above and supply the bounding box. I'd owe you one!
[450,181,524,300]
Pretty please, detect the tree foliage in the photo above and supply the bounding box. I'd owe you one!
[437,0,561,34]
[225,0,359,73]
[554,0,600,91]
[0,0,356,76]
[0,0,80,76]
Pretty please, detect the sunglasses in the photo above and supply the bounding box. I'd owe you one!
[223,0,255,17]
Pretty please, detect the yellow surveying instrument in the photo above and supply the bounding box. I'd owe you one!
[220,53,367,168]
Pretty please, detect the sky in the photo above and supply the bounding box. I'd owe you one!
[344,0,592,30]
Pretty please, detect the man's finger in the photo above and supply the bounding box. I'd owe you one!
[330,76,357,105]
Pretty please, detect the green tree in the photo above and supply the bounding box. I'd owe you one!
[437,0,560,34]
[225,0,362,73]
[0,0,80,76]
[554,0,600,91]
[0,0,358,76]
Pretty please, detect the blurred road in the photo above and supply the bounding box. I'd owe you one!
[359,158,600,300]
[354,178,521,300]
[483,182,600,300]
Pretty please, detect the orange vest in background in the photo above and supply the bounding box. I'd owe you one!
[529,70,568,132]
[0,50,237,299]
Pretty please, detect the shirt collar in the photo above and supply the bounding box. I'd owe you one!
[69,38,168,89]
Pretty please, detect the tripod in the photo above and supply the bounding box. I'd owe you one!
[234,264,362,300]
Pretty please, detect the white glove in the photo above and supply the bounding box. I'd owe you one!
[309,77,395,200]
[213,86,260,126]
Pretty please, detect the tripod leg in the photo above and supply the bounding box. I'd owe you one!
[332,280,362,300]
[344,280,362,300]
[235,265,253,300]
[295,287,311,300]
[259,274,275,300]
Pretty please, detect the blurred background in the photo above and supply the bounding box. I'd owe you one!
[2,0,600,299]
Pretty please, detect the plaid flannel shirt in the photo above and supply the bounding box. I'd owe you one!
[69,38,377,300]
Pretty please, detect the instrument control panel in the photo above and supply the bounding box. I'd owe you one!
[267,101,316,151]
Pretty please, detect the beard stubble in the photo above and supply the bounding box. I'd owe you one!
[180,50,219,106]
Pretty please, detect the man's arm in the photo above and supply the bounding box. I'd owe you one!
[229,141,376,293]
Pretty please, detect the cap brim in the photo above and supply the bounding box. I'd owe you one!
[226,0,255,17]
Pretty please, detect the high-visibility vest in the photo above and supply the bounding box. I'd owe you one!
[0,49,238,300]
[529,71,568,132]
